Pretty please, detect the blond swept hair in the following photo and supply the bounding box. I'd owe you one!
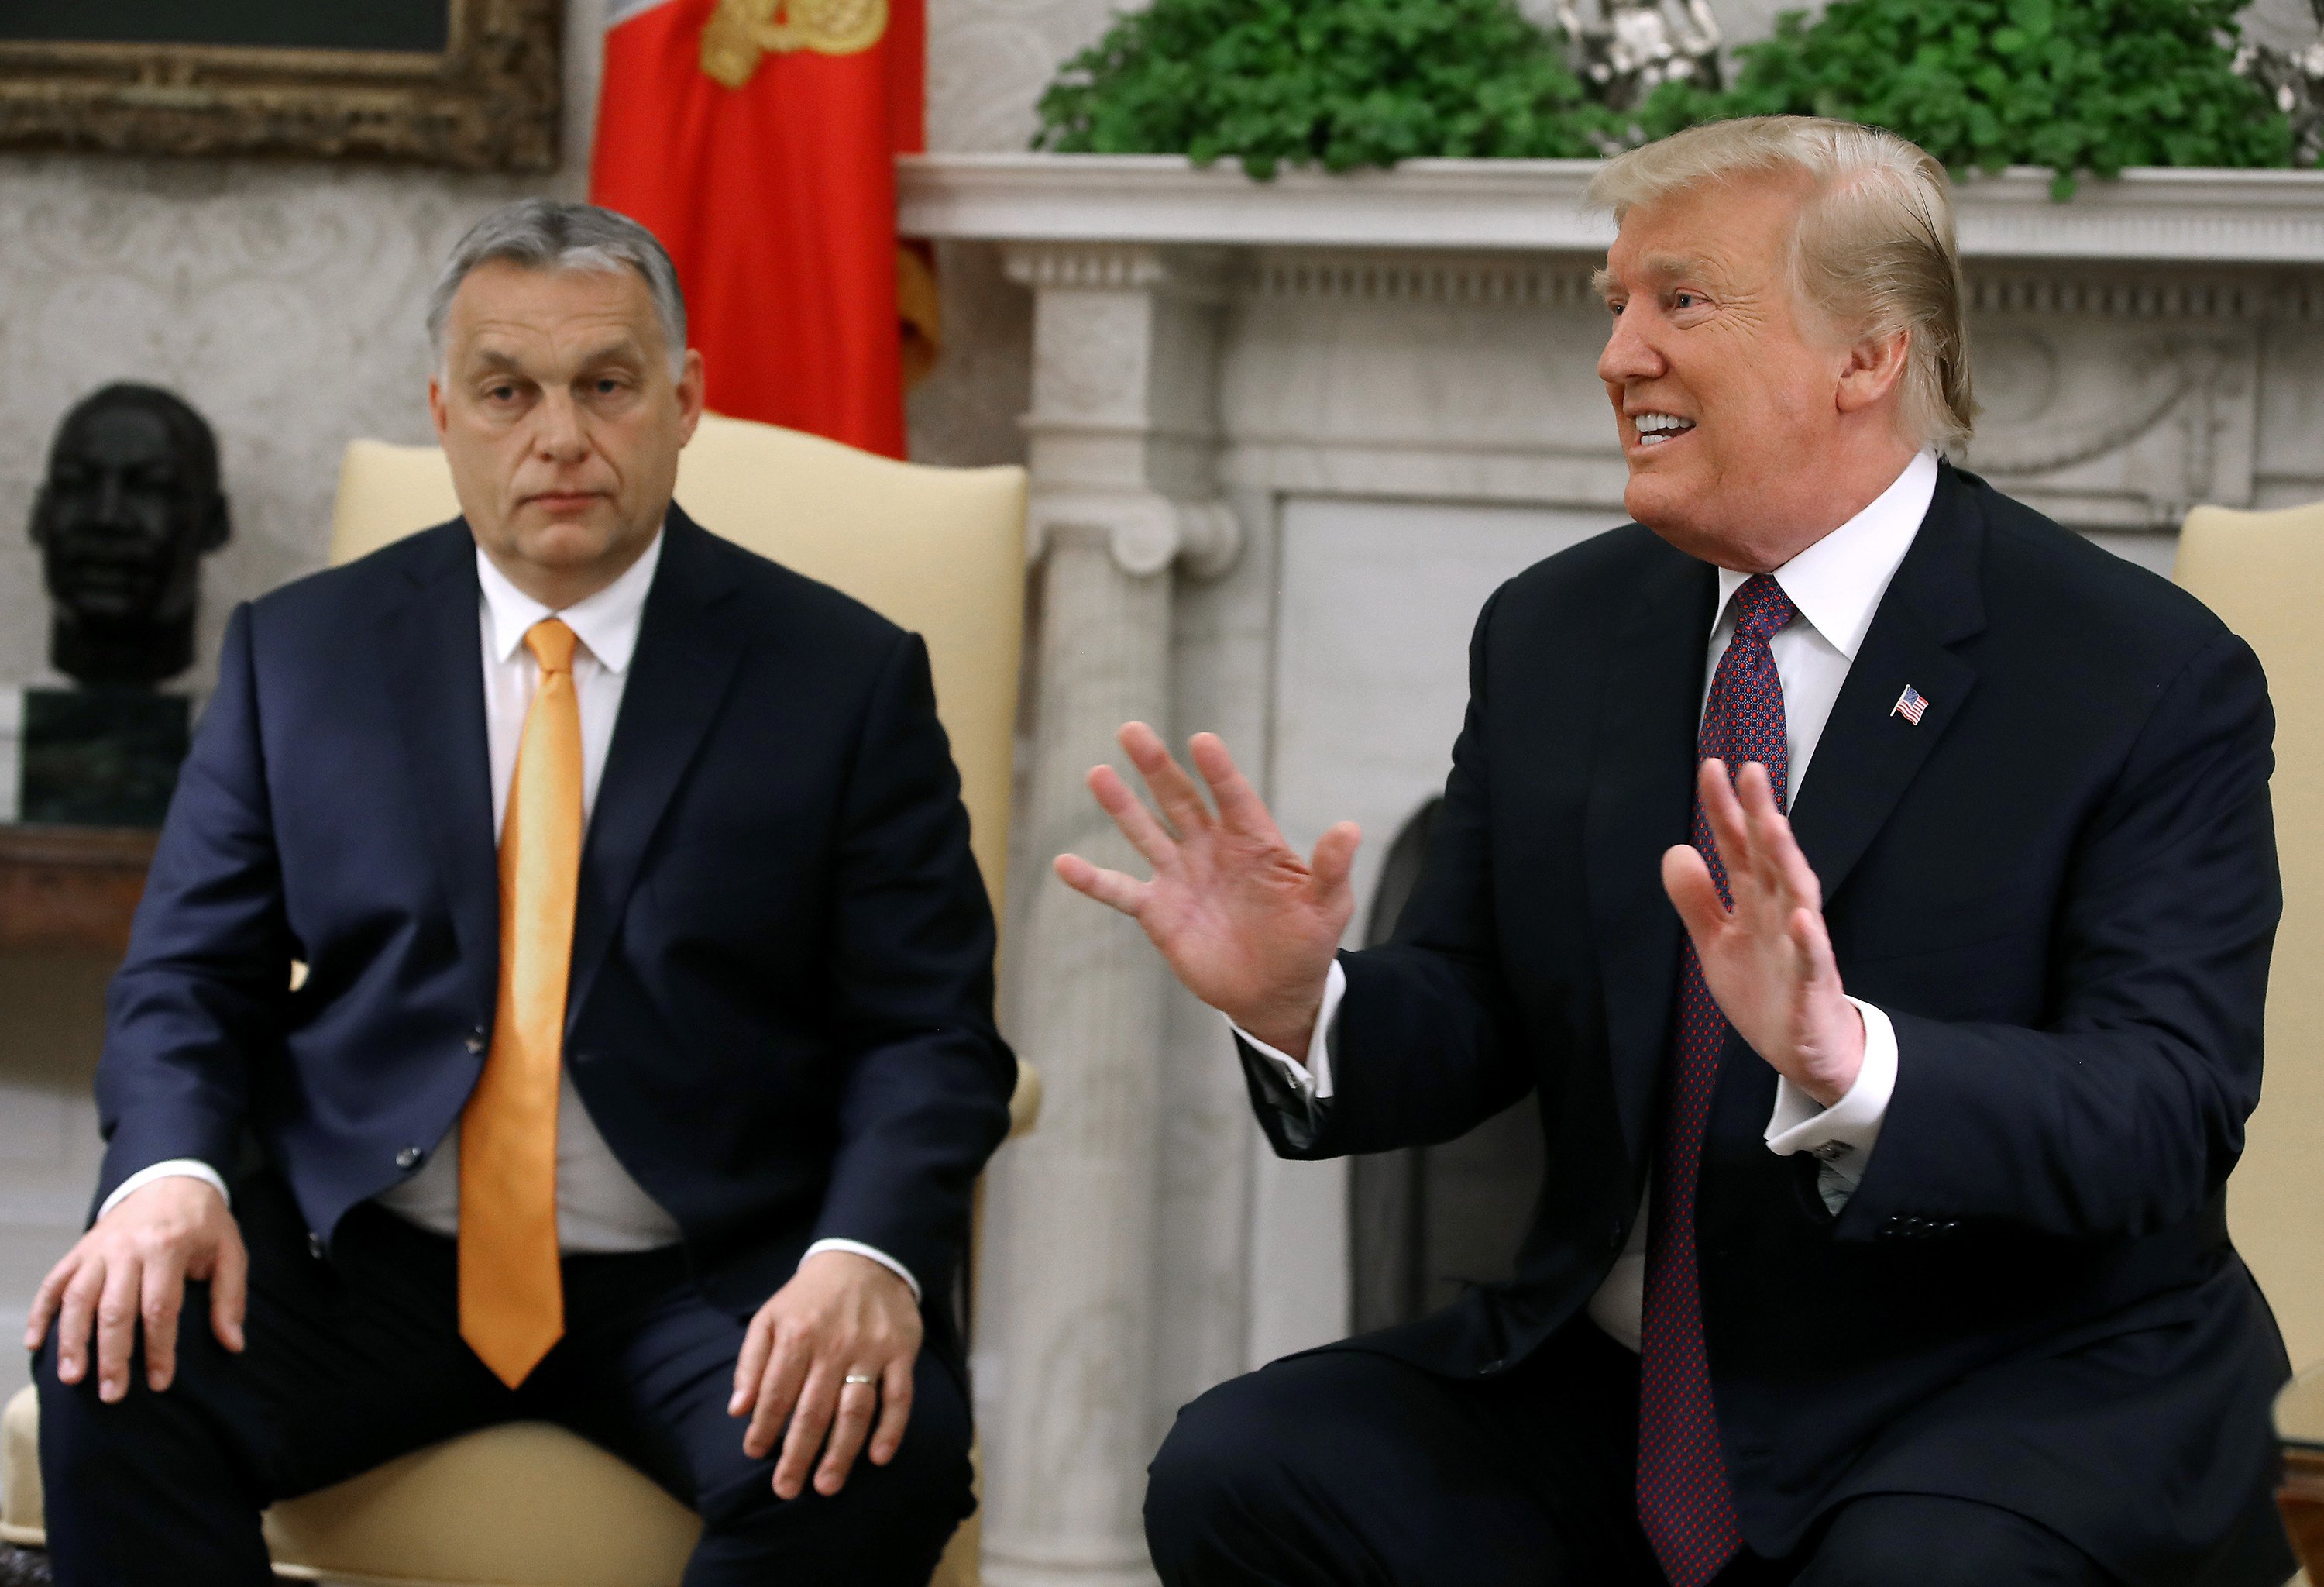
[1587,115,1976,450]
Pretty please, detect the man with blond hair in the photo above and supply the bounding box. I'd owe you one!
[1066,117,2295,1585]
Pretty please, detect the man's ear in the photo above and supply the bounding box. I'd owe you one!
[675,348,706,446]
[427,376,451,445]
[1836,326,1911,416]
[27,486,50,548]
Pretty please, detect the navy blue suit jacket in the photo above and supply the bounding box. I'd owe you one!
[1246,466,2293,1584]
[96,508,1016,1337]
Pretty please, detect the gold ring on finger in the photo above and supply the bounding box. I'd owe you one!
[843,1372,876,1386]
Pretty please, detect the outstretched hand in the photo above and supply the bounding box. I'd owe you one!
[1056,723,1358,1057]
[1662,759,1865,1106]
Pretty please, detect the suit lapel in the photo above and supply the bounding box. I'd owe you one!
[1788,465,1988,906]
[1586,543,1718,1159]
[380,522,501,1024]
[566,508,747,1030]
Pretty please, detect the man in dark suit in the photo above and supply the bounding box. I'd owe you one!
[28,198,1015,1585]
[1059,117,2295,1585]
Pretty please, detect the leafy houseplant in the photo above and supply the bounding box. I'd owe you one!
[1636,0,2293,196]
[1033,0,2295,195]
[1033,0,1611,177]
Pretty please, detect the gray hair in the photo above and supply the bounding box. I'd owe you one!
[1587,115,1976,450]
[427,198,689,377]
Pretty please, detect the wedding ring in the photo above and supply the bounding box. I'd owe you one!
[843,1372,876,1386]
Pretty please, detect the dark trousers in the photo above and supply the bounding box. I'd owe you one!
[35,1173,972,1587]
[1144,1324,2114,1587]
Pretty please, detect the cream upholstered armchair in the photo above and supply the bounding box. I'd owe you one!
[2175,504,2324,1377]
[2175,504,2324,1585]
[1,413,1036,1587]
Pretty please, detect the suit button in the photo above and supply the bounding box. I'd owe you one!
[395,1145,423,1170]
[308,1232,325,1258]
[1479,1358,1505,1376]
[1606,1219,1625,1253]
[465,1029,486,1055]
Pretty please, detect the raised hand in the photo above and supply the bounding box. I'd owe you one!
[1661,759,1865,1106]
[1056,722,1359,1057]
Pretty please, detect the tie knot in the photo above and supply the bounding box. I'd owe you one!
[1732,574,1796,644]
[525,618,577,675]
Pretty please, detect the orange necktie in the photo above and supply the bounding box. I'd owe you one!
[459,618,580,1388]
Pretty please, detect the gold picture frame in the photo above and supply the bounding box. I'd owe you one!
[0,0,561,174]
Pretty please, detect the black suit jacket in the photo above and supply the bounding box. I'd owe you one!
[1247,466,2291,1583]
[97,508,1016,1348]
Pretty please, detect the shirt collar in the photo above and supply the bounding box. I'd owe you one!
[1712,449,1940,661]
[476,528,665,674]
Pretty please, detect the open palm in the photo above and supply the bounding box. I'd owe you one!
[1056,723,1357,1055]
[1661,759,1865,1106]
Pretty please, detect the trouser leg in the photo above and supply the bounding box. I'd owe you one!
[35,1316,271,1587]
[35,1176,511,1587]
[1143,1322,1661,1587]
[536,1251,975,1587]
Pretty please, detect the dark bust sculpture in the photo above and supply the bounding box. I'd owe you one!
[28,383,230,688]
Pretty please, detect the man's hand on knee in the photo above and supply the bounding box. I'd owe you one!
[729,1249,921,1501]
[25,1176,247,1402]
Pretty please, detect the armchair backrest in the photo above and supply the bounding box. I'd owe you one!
[327,413,1027,914]
[2177,501,2324,1368]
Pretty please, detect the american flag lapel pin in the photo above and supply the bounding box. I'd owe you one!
[1892,684,1930,725]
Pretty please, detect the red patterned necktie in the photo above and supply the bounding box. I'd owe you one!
[1637,573,1796,1586]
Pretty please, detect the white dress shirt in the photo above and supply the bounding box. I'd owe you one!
[106,531,918,1298]
[1236,448,1940,1351]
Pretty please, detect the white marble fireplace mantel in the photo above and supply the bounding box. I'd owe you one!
[906,152,2324,538]
[902,151,2324,263]
[937,152,2324,1587]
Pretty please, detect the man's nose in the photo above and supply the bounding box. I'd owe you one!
[531,390,589,461]
[95,469,127,525]
[1597,305,1664,386]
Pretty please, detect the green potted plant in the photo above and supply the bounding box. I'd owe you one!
[1637,0,2292,196]
[1036,0,2295,195]
[1036,0,1611,177]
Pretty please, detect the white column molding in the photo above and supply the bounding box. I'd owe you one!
[1027,488,1240,579]
[982,528,1171,1587]
[981,239,1236,1587]
[1005,241,1240,580]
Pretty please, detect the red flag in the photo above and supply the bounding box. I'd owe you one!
[590,0,928,458]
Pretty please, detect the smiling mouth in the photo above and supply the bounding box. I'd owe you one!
[1631,411,1697,447]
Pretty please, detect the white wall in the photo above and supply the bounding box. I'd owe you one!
[0,4,609,700]
[0,0,610,1419]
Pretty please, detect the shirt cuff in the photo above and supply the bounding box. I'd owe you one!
[802,1238,922,1303]
[1764,997,1898,1189]
[98,1160,232,1223]
[1224,959,1346,1102]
